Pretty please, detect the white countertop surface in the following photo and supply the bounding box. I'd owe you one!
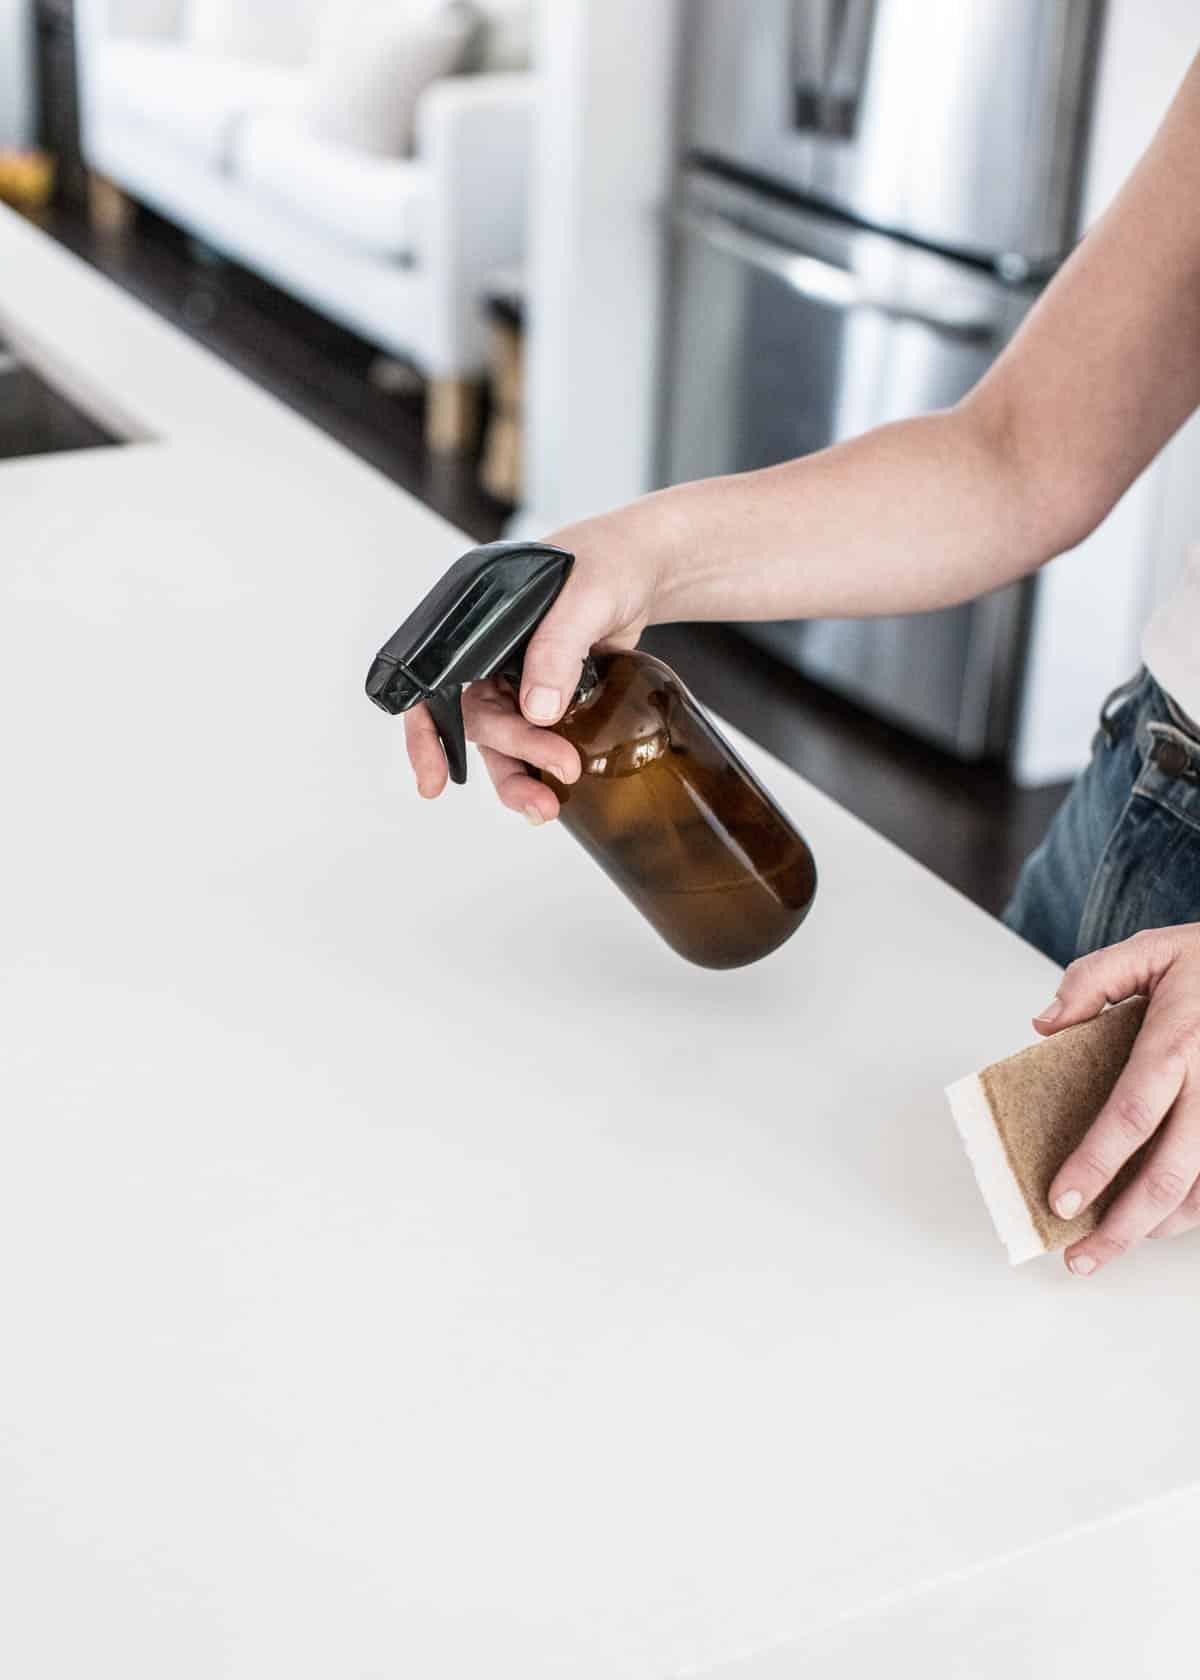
[706,1483,1200,1678]
[1,208,1196,1678]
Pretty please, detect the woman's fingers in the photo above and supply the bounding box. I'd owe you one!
[1033,930,1174,1035]
[1063,1085,1200,1274]
[404,680,576,821]
[404,703,448,799]
[1026,925,1200,1273]
[467,679,575,820]
[1147,1168,1200,1239]
[463,682,581,784]
[516,579,625,726]
[1048,1007,1189,1227]
[477,745,561,824]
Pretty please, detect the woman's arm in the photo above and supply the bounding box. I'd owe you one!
[650,51,1200,626]
[408,55,1200,811]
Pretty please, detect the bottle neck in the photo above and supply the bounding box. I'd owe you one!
[572,654,602,710]
[497,650,602,714]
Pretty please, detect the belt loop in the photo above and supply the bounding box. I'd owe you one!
[1099,667,1146,745]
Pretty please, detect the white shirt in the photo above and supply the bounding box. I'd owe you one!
[1143,545,1200,727]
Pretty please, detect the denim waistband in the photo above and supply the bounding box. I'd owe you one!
[1163,689,1200,743]
[1132,674,1200,832]
[1102,668,1200,752]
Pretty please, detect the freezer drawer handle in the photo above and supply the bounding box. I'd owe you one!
[673,207,997,345]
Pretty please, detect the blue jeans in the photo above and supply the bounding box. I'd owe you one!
[1004,670,1200,966]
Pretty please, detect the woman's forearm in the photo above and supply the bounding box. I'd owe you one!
[643,403,1043,626]
[642,52,1200,632]
[417,55,1200,812]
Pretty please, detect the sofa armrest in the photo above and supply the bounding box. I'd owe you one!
[413,72,536,378]
[76,0,186,43]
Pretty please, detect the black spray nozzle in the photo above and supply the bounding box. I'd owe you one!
[366,541,577,785]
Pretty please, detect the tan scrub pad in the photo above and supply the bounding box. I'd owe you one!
[947,997,1149,1264]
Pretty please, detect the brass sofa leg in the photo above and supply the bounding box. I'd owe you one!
[87,173,136,237]
[426,376,481,454]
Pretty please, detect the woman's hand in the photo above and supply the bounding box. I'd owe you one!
[403,500,673,821]
[1034,924,1200,1275]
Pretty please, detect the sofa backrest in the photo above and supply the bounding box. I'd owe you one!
[185,0,325,67]
[89,0,534,72]
[101,0,187,38]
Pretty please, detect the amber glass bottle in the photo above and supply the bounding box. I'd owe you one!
[541,651,817,969]
[368,542,819,969]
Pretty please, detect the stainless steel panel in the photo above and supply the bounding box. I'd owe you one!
[743,590,1028,760]
[664,175,1031,475]
[672,206,998,342]
[682,0,1100,266]
[661,176,1036,757]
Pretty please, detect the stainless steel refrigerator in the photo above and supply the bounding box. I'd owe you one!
[661,0,1102,760]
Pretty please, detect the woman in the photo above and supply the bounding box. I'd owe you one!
[406,58,1200,1277]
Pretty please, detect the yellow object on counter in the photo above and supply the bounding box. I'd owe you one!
[0,151,56,215]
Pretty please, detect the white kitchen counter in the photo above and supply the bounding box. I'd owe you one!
[706,1483,1200,1678]
[0,208,1195,1679]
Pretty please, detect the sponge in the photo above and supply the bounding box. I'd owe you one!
[946,997,1149,1264]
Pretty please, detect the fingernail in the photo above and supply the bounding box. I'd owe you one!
[1035,998,1064,1025]
[523,807,544,828]
[1055,1189,1083,1220]
[524,686,560,723]
[1069,1255,1096,1277]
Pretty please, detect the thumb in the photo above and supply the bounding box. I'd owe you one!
[517,580,620,725]
[1034,930,1176,1034]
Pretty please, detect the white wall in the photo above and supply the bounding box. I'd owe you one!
[518,0,681,535]
[0,0,34,148]
[1014,1,1200,784]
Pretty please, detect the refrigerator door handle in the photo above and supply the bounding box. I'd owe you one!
[791,0,877,138]
[671,206,999,345]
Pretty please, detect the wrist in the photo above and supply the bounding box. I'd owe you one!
[545,481,703,633]
[617,483,696,625]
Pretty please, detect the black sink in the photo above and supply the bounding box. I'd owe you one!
[0,341,122,461]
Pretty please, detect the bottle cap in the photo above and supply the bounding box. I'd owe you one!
[366,541,596,784]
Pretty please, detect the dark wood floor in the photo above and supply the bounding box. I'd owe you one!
[42,203,512,538]
[34,203,1070,915]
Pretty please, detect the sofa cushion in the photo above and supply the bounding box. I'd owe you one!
[92,42,305,169]
[303,0,483,159]
[234,112,430,261]
[184,0,324,67]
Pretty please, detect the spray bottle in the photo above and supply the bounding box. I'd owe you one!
[367,541,816,968]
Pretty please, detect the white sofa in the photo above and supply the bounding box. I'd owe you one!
[73,1,534,443]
